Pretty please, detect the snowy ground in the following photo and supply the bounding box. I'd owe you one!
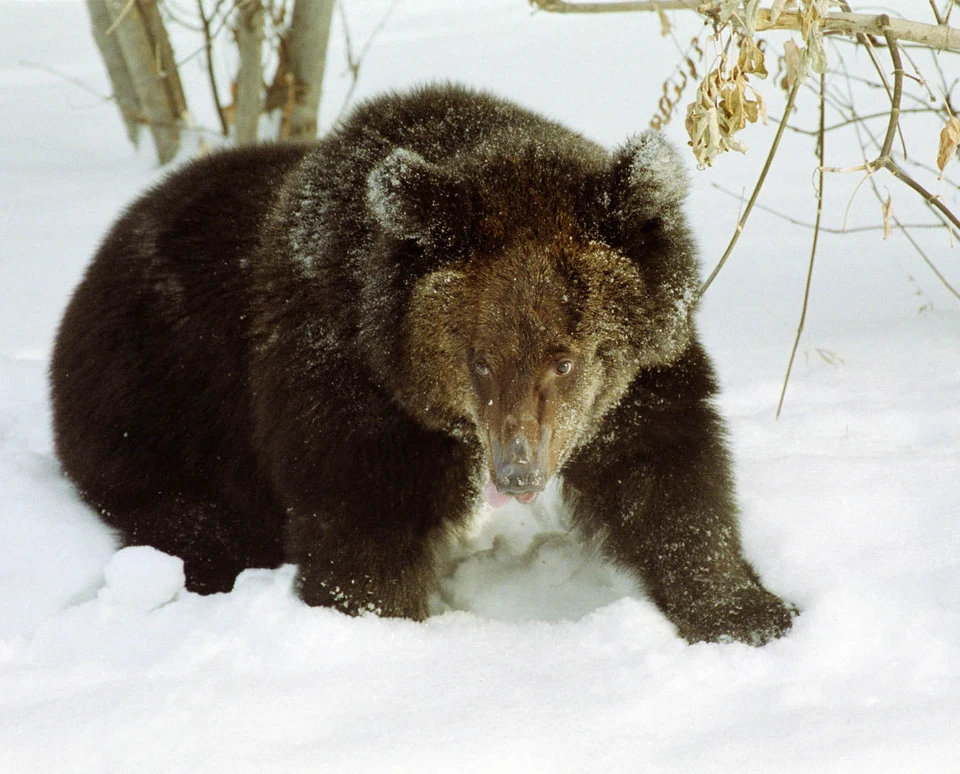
[1,1,959,772]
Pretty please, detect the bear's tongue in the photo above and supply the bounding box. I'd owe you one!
[483,480,537,508]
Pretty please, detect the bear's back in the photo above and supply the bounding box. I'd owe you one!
[50,143,310,501]
[334,83,581,164]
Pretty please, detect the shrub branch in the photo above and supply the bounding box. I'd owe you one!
[698,74,802,296]
[532,0,960,52]
[777,71,826,419]
[820,21,960,237]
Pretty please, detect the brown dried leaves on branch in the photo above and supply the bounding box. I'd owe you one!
[650,36,703,131]
[882,194,894,240]
[685,35,768,167]
[685,1,835,166]
[938,116,960,179]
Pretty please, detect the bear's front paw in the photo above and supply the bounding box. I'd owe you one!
[294,566,430,620]
[671,586,798,646]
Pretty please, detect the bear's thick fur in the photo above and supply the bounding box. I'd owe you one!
[51,84,795,644]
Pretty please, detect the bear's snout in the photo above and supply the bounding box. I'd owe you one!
[491,433,548,502]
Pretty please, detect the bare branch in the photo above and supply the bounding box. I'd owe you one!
[699,74,802,297]
[19,60,112,102]
[846,20,908,156]
[531,2,960,52]
[334,0,401,122]
[530,1,699,12]
[819,20,960,237]
[197,0,228,136]
[884,159,960,236]
[873,25,960,235]
[754,9,960,53]
[877,23,903,161]
[714,188,946,234]
[930,0,944,26]
[841,39,960,301]
[104,0,137,36]
[778,72,826,419]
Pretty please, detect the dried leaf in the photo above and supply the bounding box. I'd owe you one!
[737,35,768,79]
[685,40,772,168]
[782,38,808,92]
[770,0,790,25]
[937,116,960,178]
[815,348,844,366]
[799,0,822,38]
[808,24,829,74]
[882,193,894,240]
[742,0,761,34]
[686,101,721,168]
[724,133,748,155]
[719,81,743,129]
[686,71,726,168]
[715,0,741,26]
[656,5,671,37]
[753,86,768,125]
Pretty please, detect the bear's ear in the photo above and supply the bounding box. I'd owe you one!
[604,131,690,236]
[366,148,472,250]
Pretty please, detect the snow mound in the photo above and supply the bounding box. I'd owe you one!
[98,546,185,611]
[435,483,639,622]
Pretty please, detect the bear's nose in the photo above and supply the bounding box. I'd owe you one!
[493,434,546,495]
[508,434,531,464]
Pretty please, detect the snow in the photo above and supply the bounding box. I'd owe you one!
[99,547,186,611]
[1,0,959,771]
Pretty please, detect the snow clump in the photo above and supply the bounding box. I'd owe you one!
[98,546,185,611]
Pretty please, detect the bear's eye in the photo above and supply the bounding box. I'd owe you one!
[554,359,574,377]
[474,359,491,378]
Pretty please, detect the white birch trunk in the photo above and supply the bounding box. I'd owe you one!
[285,0,335,140]
[88,0,187,164]
[235,0,265,146]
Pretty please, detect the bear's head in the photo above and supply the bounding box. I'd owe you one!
[366,131,699,502]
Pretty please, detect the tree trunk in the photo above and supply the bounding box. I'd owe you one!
[235,0,265,146]
[140,0,188,119]
[86,0,141,147]
[86,0,187,164]
[285,0,335,140]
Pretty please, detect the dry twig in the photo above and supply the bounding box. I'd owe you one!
[777,71,825,418]
[698,74,801,296]
[197,0,229,136]
[820,20,960,236]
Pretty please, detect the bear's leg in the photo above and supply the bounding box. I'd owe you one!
[94,484,286,595]
[292,524,445,619]
[562,347,796,645]
[281,425,480,620]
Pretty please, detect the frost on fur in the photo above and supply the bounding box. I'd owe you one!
[616,131,690,223]
[366,148,431,240]
[366,147,468,250]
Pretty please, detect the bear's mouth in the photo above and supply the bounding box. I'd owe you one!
[483,480,540,508]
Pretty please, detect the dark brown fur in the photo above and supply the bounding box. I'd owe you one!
[50,84,795,643]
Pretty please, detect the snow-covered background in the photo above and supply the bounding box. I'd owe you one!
[1,1,959,771]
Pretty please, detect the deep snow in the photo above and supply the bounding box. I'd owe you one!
[1,1,959,772]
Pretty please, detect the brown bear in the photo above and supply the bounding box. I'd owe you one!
[50,84,796,644]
